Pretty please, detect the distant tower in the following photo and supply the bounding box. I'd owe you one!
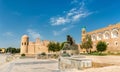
[35,38,41,44]
[20,35,29,54]
[81,26,86,42]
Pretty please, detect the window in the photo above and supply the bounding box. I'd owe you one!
[24,42,26,45]
[82,38,86,42]
[106,42,109,46]
[82,30,86,34]
[22,43,23,45]
[114,41,118,46]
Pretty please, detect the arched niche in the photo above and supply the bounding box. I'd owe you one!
[104,31,110,39]
[91,34,96,41]
[111,29,119,38]
[97,33,103,40]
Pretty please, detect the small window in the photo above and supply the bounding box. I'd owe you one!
[114,41,118,46]
[83,30,85,34]
[82,38,86,42]
[107,42,109,45]
[24,42,26,45]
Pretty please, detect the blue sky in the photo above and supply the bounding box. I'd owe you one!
[0,0,120,48]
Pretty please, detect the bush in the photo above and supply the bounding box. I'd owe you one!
[41,52,46,56]
[90,51,107,56]
[61,53,70,57]
[53,54,59,58]
[96,41,107,54]
[21,54,25,56]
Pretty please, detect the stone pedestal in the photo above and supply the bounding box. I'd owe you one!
[59,56,92,70]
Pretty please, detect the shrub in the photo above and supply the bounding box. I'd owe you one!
[96,41,107,54]
[62,53,70,57]
[90,51,107,56]
[21,53,25,56]
[41,52,46,56]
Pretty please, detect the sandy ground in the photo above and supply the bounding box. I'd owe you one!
[86,55,120,65]
[0,54,7,65]
[0,55,120,72]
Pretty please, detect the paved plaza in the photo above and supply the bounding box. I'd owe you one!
[0,58,60,72]
[0,55,120,72]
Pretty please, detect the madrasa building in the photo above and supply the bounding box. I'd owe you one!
[81,23,120,53]
[20,35,49,55]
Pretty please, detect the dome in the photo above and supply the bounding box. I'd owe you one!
[82,26,86,31]
[22,35,29,38]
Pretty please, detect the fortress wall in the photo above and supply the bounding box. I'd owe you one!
[20,35,49,55]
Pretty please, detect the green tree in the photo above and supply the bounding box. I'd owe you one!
[0,48,2,53]
[96,41,107,54]
[0,49,2,51]
[48,42,55,52]
[6,47,20,53]
[55,42,61,51]
[80,34,93,53]
[16,48,20,53]
[47,42,62,53]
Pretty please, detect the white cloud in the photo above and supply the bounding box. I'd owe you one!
[50,0,92,26]
[53,25,74,36]
[72,13,89,21]
[62,27,68,31]
[73,14,82,21]
[3,32,14,36]
[53,31,59,36]
[71,0,78,4]
[27,29,42,39]
[51,17,69,26]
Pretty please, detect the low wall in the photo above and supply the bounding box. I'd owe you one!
[59,56,92,70]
